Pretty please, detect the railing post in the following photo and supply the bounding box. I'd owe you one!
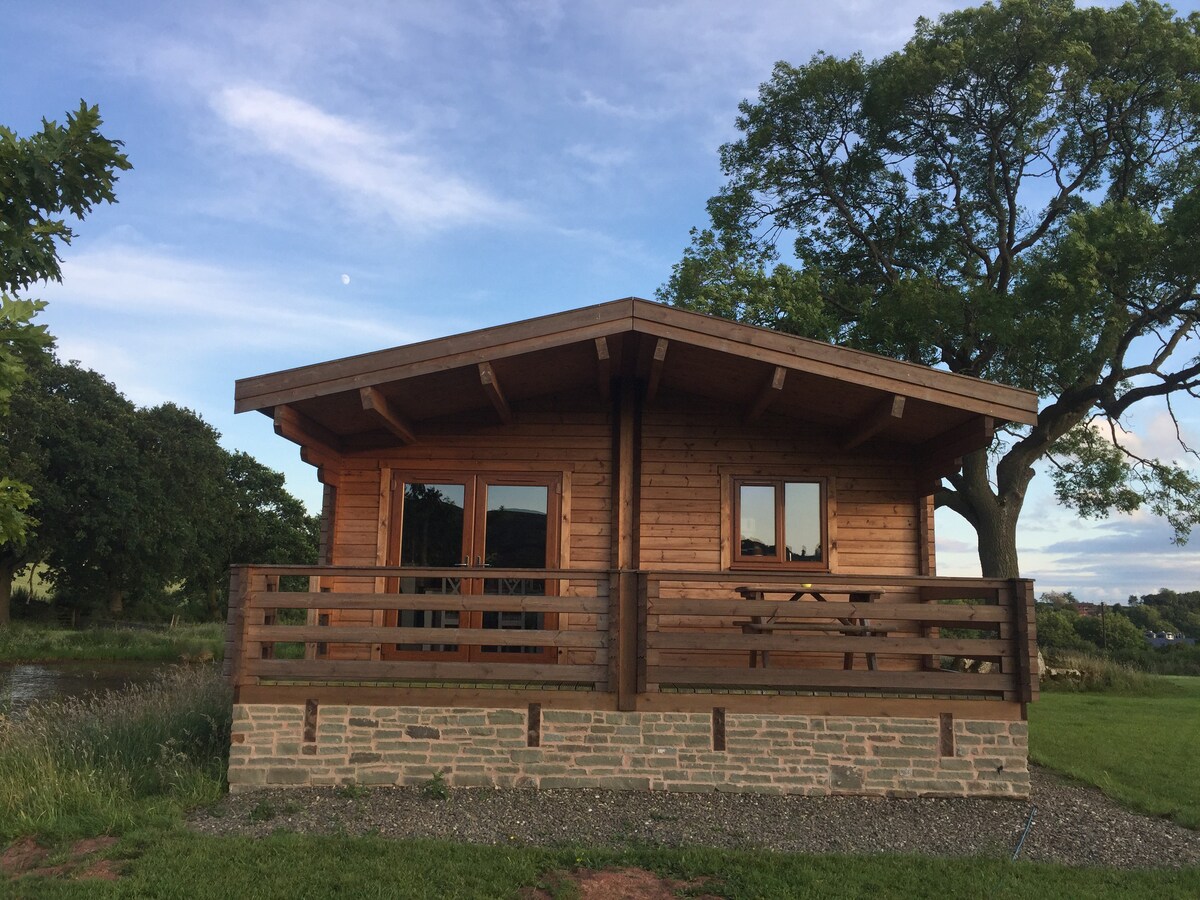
[228,566,258,700]
[637,573,652,694]
[1011,578,1038,706]
[223,566,243,684]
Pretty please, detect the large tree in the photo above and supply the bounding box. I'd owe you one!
[0,102,130,593]
[659,0,1200,577]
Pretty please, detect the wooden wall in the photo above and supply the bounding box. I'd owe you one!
[311,387,932,666]
[640,389,924,576]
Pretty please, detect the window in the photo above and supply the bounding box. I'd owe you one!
[732,477,826,569]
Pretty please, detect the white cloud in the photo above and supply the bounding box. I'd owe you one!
[43,241,419,354]
[212,85,524,232]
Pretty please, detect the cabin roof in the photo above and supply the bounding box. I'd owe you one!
[235,297,1037,463]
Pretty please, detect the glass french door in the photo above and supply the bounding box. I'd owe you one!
[383,473,559,663]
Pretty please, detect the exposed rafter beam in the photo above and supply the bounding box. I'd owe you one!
[744,365,787,425]
[595,337,611,402]
[842,395,906,450]
[645,338,669,403]
[478,361,513,425]
[274,405,343,458]
[359,386,417,444]
[915,415,995,485]
[921,415,994,466]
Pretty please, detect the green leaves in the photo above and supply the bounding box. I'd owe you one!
[661,0,1200,565]
[0,101,131,295]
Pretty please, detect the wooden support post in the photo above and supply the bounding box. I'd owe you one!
[611,377,641,710]
[223,567,243,683]
[478,361,513,424]
[744,365,786,425]
[360,386,417,443]
[1012,578,1038,709]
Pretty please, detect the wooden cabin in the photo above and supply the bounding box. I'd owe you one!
[225,297,1039,797]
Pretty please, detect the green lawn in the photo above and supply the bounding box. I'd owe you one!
[1029,675,1200,829]
[6,833,1200,899]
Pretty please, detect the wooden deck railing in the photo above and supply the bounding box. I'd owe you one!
[224,566,1037,706]
[642,573,1037,702]
[224,566,611,697]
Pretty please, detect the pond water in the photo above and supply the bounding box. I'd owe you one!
[0,661,169,716]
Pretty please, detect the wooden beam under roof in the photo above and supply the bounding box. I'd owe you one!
[921,415,994,467]
[359,386,417,444]
[645,338,669,403]
[744,365,787,425]
[842,395,905,450]
[478,361,513,425]
[595,337,611,402]
[274,405,342,458]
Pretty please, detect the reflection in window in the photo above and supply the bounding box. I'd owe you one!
[784,482,822,562]
[739,484,776,557]
[735,479,824,566]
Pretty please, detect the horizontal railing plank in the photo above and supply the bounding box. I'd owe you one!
[247,658,606,683]
[239,565,607,580]
[247,625,606,649]
[648,598,1009,624]
[648,632,1010,656]
[645,666,1015,693]
[245,592,607,614]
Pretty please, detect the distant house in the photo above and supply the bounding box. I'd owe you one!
[224,298,1040,798]
[1146,631,1197,648]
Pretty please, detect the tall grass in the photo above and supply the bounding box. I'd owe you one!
[0,622,224,663]
[1041,651,1177,694]
[0,666,231,840]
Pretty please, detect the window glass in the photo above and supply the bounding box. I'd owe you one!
[739,484,776,557]
[784,482,822,562]
[400,483,465,566]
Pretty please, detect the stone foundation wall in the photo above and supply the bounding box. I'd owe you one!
[228,704,1029,798]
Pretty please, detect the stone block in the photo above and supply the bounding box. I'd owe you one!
[266,768,309,785]
[349,752,382,764]
[405,725,441,739]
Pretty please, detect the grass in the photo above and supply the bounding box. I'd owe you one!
[2,647,1199,896]
[6,834,1200,899]
[1041,651,1171,694]
[1030,672,1200,829]
[0,666,230,841]
[0,623,224,663]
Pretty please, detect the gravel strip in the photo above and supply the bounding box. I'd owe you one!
[189,766,1200,869]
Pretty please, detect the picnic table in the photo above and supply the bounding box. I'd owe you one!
[733,584,887,671]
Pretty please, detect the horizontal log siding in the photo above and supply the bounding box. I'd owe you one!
[322,397,612,660]
[641,393,926,671]
[640,393,923,575]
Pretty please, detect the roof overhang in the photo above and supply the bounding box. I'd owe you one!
[236,297,1038,484]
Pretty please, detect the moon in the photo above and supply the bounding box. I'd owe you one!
[341,273,351,285]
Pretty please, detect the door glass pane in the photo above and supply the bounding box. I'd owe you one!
[784,482,822,562]
[739,484,776,557]
[397,482,465,651]
[482,484,548,653]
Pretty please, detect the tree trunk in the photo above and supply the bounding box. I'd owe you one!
[109,588,124,616]
[941,448,1031,579]
[974,504,1022,579]
[0,561,12,627]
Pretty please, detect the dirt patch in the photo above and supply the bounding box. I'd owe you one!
[2,835,120,881]
[1,838,49,876]
[524,867,721,899]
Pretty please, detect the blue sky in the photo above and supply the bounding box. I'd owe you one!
[5,0,1199,601]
